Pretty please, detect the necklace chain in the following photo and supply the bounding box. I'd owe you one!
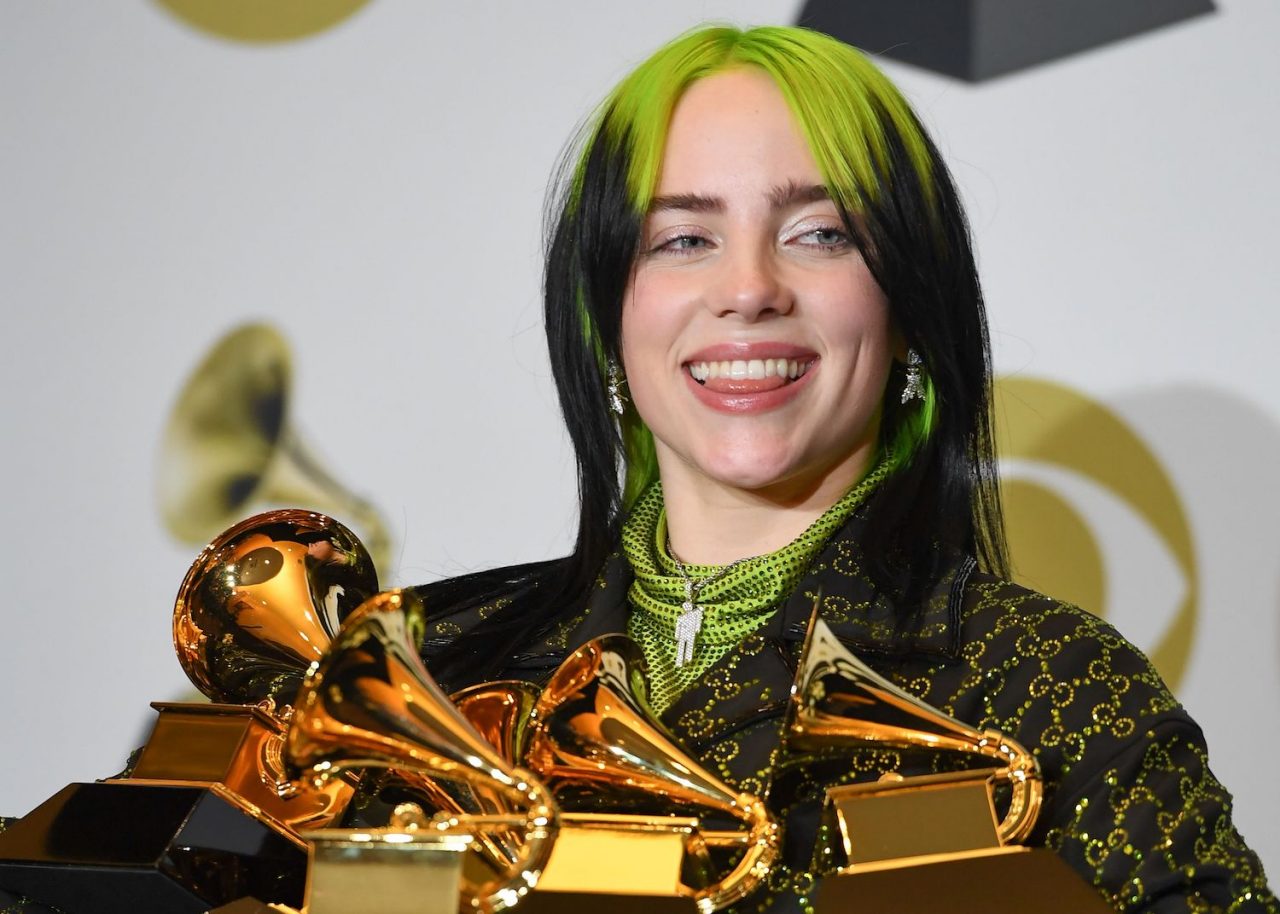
[667,540,755,668]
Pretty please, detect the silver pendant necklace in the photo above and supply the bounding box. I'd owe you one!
[668,542,753,668]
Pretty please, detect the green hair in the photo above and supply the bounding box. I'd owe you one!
[428,23,1002,690]
[568,25,943,507]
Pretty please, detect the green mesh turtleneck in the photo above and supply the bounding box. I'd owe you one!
[622,456,894,714]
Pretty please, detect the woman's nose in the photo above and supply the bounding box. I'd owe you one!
[709,244,792,320]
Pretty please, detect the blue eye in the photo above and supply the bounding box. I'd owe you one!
[652,233,710,256]
[800,227,850,248]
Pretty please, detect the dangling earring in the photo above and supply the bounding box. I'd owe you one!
[901,349,925,404]
[607,362,627,415]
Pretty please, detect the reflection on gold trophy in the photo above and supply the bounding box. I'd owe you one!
[285,604,776,912]
[522,636,779,913]
[158,323,392,574]
[286,590,559,914]
[134,508,382,832]
[783,608,1108,912]
[0,510,381,913]
[787,609,1042,864]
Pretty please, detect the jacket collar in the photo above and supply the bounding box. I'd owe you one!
[516,514,974,670]
[498,519,975,790]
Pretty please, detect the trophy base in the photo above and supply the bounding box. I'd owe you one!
[815,846,1112,913]
[0,782,306,914]
[299,826,471,914]
[523,821,698,912]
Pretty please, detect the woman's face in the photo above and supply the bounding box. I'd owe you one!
[620,68,896,502]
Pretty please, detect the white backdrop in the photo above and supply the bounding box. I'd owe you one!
[2,0,1277,875]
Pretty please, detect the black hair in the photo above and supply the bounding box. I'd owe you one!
[427,26,1006,687]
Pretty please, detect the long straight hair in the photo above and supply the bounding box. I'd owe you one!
[430,25,1006,688]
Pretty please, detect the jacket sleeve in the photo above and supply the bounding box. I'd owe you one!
[1043,702,1275,912]
[955,579,1275,913]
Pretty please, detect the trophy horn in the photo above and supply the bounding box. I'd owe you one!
[157,322,392,573]
[173,508,378,707]
[128,509,380,833]
[525,635,779,913]
[451,681,540,766]
[787,610,1043,845]
[286,590,558,914]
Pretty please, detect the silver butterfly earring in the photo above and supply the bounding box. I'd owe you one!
[607,362,627,415]
[901,349,925,404]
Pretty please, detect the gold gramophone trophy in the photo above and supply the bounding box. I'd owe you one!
[284,589,559,914]
[787,609,1112,912]
[518,635,779,913]
[0,510,378,913]
[287,597,779,914]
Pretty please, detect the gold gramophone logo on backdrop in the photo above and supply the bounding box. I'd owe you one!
[157,322,392,574]
[995,377,1197,690]
[155,0,372,43]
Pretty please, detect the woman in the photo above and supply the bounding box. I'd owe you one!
[414,24,1272,914]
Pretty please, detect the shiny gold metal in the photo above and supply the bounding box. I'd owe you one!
[158,323,392,571]
[447,680,543,877]
[525,636,779,913]
[450,680,709,901]
[286,589,559,914]
[824,769,1003,865]
[126,701,351,832]
[299,804,473,914]
[452,681,540,767]
[136,509,377,833]
[536,816,694,897]
[173,508,378,707]
[787,610,1043,848]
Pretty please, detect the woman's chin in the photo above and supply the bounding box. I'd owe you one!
[678,439,876,502]
[687,453,816,497]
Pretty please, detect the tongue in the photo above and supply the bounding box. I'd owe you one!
[701,375,792,394]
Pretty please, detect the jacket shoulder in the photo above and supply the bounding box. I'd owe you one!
[958,571,1175,691]
[405,560,558,650]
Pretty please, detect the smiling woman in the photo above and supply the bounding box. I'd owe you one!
[411,24,1272,914]
[622,69,897,561]
[2,16,1269,914]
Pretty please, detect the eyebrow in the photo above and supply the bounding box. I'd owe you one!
[647,181,832,215]
[769,181,832,209]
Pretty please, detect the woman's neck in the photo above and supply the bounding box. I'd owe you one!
[658,446,877,566]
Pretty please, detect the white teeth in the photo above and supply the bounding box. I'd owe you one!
[686,357,813,383]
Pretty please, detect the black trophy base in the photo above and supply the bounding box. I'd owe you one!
[0,782,306,914]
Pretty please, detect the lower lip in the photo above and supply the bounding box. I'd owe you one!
[684,363,818,414]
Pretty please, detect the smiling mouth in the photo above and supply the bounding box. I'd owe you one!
[687,357,814,389]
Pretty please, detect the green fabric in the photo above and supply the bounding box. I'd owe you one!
[623,456,894,714]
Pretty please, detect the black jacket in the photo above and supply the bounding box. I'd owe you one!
[415,514,1275,914]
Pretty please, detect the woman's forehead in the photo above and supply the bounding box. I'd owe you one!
[654,69,825,201]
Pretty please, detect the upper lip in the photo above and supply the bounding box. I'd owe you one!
[683,341,818,363]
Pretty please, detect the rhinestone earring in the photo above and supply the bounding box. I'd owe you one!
[607,362,627,415]
[901,349,925,404]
